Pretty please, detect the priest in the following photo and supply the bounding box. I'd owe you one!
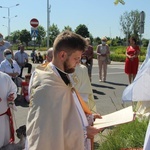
[26,30,102,150]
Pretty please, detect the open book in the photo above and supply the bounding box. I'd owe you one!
[94,106,135,129]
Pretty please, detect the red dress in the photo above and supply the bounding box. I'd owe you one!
[125,45,140,74]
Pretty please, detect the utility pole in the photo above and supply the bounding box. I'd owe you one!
[139,11,145,47]
[0,4,19,40]
[47,0,50,49]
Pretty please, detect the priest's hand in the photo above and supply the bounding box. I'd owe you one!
[86,126,103,139]
[7,93,15,102]
[93,113,102,120]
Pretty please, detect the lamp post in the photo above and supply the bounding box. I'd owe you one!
[47,0,51,49]
[3,15,18,37]
[0,4,19,37]
[2,25,8,28]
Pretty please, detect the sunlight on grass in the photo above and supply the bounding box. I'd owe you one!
[98,118,148,150]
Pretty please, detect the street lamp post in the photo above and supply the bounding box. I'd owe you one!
[2,25,8,32]
[3,15,17,37]
[0,4,19,37]
[47,0,51,49]
[2,25,8,28]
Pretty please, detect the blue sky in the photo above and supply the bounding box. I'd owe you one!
[0,0,150,39]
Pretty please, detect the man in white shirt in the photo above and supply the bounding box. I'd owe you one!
[0,49,21,79]
[14,45,32,78]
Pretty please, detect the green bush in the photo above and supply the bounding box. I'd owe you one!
[94,46,147,62]
[99,118,148,150]
[110,54,126,62]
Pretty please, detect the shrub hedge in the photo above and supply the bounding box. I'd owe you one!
[94,46,147,62]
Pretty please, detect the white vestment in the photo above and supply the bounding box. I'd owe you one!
[0,72,17,148]
[122,41,150,150]
[26,63,93,150]
[69,64,97,113]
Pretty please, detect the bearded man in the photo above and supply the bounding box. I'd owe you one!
[25,30,102,150]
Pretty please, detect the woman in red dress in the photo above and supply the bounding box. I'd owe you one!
[125,36,140,84]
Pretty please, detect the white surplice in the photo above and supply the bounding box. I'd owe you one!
[122,41,150,150]
[26,62,93,150]
[0,72,17,148]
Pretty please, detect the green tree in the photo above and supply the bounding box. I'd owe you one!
[36,25,46,47]
[49,24,60,47]
[10,30,21,44]
[74,24,89,38]
[20,29,31,46]
[120,10,140,40]
[142,38,149,47]
[62,26,72,31]
[93,37,101,46]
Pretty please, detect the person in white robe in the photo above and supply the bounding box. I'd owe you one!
[0,71,17,148]
[25,31,102,150]
[122,40,150,150]
[69,63,101,144]
[69,64,97,113]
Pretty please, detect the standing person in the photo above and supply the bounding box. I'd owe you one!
[0,71,17,148]
[81,55,90,69]
[0,33,12,63]
[96,37,110,82]
[26,30,102,150]
[0,49,21,79]
[14,45,32,78]
[125,36,140,84]
[82,38,94,81]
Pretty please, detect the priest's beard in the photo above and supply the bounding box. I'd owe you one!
[64,59,75,73]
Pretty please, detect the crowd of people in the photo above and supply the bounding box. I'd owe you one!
[0,30,149,150]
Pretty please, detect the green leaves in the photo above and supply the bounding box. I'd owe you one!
[99,118,148,150]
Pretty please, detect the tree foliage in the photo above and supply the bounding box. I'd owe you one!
[4,18,149,48]
[20,29,31,46]
[36,25,46,47]
[120,10,140,40]
[63,26,72,32]
[49,23,60,47]
[10,30,20,44]
[75,24,89,38]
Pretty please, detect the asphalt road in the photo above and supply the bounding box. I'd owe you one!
[91,60,131,115]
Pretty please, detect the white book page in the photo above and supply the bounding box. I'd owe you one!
[94,106,135,129]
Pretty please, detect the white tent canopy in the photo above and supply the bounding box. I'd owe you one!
[122,40,150,102]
